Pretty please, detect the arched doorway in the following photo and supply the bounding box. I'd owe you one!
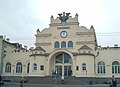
[53,52,72,76]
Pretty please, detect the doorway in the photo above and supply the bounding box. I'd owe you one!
[54,52,72,76]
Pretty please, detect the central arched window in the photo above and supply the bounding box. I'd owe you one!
[55,53,72,64]
[5,62,11,73]
[97,61,105,74]
[55,53,72,76]
[54,41,59,48]
[61,41,66,48]
[112,61,120,74]
[68,41,73,48]
[16,62,22,73]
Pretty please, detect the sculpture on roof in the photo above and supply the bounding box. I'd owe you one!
[58,12,70,23]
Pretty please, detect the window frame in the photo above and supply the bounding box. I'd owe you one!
[16,62,22,73]
[33,63,37,71]
[54,41,59,48]
[97,61,105,74]
[61,41,66,48]
[40,65,44,70]
[68,41,73,48]
[82,63,86,71]
[5,62,11,73]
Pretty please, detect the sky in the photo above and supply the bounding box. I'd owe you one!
[0,0,120,48]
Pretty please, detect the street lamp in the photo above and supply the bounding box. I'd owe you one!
[20,75,24,87]
[52,68,58,86]
[86,70,87,85]
[0,75,4,87]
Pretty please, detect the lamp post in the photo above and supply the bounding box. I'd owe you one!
[0,75,4,87]
[52,68,59,87]
[20,75,24,87]
[86,70,87,86]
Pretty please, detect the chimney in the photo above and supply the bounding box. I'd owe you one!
[6,38,10,42]
[24,45,28,50]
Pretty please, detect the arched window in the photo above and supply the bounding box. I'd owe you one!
[56,54,63,63]
[61,41,66,48]
[112,61,120,74]
[97,61,105,74]
[5,62,11,73]
[64,53,72,63]
[68,41,73,48]
[55,53,72,64]
[16,62,22,73]
[33,63,37,70]
[55,53,72,76]
[54,41,59,48]
[27,62,30,73]
[82,63,86,70]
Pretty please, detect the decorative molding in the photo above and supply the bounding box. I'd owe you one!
[57,26,70,29]
[35,43,51,46]
[72,52,95,56]
[50,22,79,27]
[76,32,94,35]
[76,41,95,45]
[36,34,52,37]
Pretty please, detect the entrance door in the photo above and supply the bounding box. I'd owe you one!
[55,66,62,76]
[64,66,71,76]
[54,53,72,76]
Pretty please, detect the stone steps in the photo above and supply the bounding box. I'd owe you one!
[26,76,87,85]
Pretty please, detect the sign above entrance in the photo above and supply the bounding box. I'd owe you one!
[57,27,70,29]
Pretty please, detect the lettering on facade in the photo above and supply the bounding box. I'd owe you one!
[57,27,70,29]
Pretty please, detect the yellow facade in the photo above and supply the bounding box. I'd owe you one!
[1,13,120,79]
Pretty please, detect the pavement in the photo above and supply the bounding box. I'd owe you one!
[3,82,120,87]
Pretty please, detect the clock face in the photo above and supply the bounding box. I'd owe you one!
[60,31,67,38]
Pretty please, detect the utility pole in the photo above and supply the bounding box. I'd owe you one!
[86,70,87,86]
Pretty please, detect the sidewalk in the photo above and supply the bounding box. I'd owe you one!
[3,82,120,87]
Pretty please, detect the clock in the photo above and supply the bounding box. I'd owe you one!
[60,31,67,38]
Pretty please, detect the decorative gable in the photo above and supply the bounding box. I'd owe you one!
[33,46,46,55]
[78,45,92,54]
[78,45,92,51]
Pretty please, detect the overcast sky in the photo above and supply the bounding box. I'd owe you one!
[0,0,120,48]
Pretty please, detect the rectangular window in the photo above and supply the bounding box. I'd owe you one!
[40,65,44,70]
[76,66,79,71]
[33,63,37,70]
[82,67,86,70]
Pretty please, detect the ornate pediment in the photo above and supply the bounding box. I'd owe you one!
[33,46,46,52]
[78,45,92,51]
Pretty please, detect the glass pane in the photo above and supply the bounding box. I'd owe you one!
[61,41,66,48]
[64,66,71,76]
[56,54,63,63]
[64,53,72,63]
[55,66,62,76]
[118,66,120,73]
[54,41,59,48]
[112,66,114,73]
[68,41,73,48]
[112,61,119,65]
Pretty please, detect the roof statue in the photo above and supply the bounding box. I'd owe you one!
[58,12,70,23]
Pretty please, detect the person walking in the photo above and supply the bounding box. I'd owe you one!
[61,75,64,84]
[110,75,117,87]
